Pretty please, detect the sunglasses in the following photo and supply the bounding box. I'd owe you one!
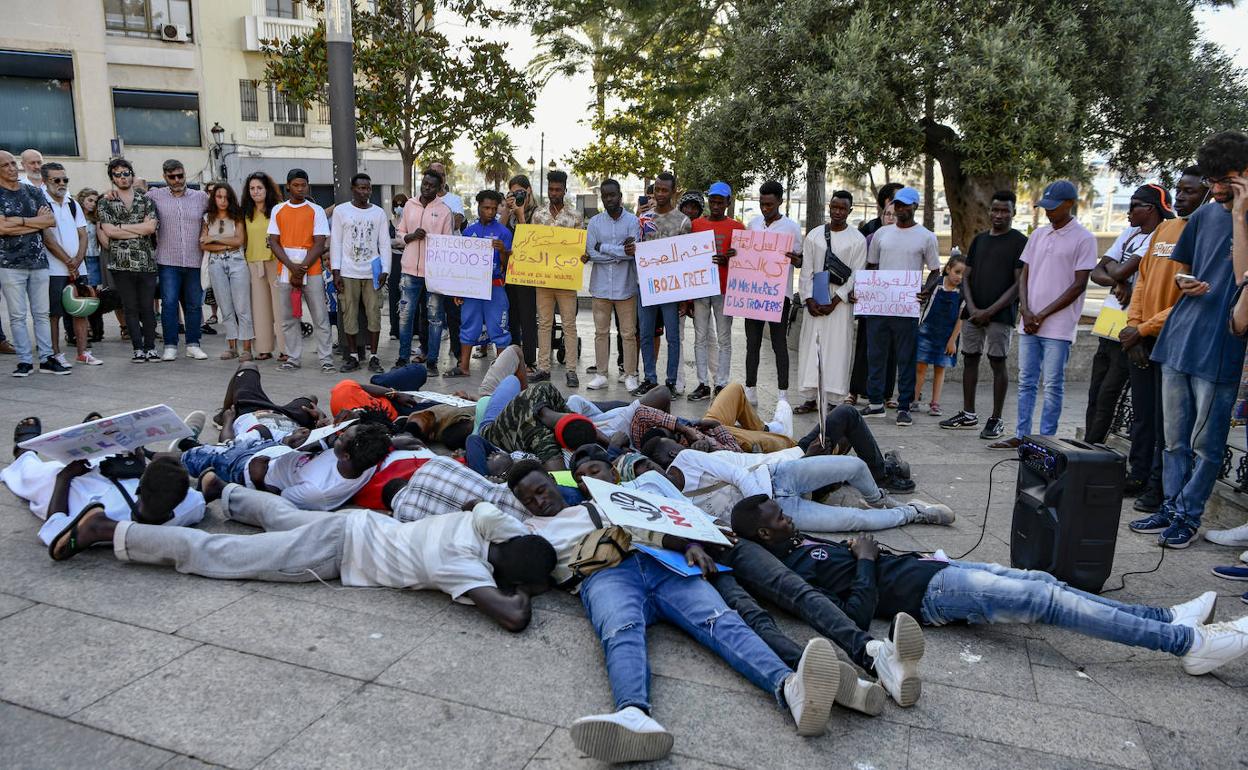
[111,171,134,178]
[49,177,69,184]
[166,173,185,180]
[1201,175,1234,186]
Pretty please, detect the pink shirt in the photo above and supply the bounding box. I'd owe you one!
[1018,217,1099,341]
[396,196,454,277]
[147,186,210,269]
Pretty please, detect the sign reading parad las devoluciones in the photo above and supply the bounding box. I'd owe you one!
[852,269,922,317]
[424,233,494,300]
[635,231,718,306]
[723,229,794,322]
[583,477,732,545]
[507,224,587,291]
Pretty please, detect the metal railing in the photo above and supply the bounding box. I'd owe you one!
[1109,388,1248,491]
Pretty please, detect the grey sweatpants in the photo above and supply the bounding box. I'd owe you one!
[115,485,345,582]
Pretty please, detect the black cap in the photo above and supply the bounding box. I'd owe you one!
[1131,183,1175,219]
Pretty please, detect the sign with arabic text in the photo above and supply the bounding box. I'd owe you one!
[424,234,494,300]
[723,230,794,322]
[852,270,922,318]
[635,231,718,306]
[506,224,587,291]
[584,477,731,545]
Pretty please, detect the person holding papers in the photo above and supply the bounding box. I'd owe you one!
[267,169,334,373]
[634,172,692,397]
[330,173,390,374]
[455,190,514,377]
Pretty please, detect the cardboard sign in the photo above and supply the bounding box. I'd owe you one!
[18,405,190,463]
[583,477,731,545]
[297,418,356,450]
[402,390,477,408]
[636,231,718,306]
[507,224,587,291]
[1092,306,1129,340]
[853,270,922,317]
[424,234,494,300]
[724,230,793,322]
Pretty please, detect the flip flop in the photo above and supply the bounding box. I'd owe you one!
[13,416,41,457]
[48,504,105,562]
[255,353,273,361]
[442,366,467,378]
[793,400,819,414]
[83,412,103,423]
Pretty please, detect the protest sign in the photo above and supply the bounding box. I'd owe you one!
[424,234,494,300]
[506,224,587,291]
[852,270,922,317]
[18,405,190,463]
[635,231,718,306]
[583,477,731,545]
[401,390,476,408]
[297,419,356,450]
[723,230,794,322]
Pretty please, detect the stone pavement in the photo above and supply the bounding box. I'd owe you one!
[0,316,1245,770]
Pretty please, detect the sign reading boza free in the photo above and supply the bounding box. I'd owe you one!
[635,231,719,306]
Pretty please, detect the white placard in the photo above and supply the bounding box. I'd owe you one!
[18,405,190,463]
[297,418,356,450]
[852,270,922,317]
[583,477,731,545]
[635,231,719,306]
[402,390,476,408]
[424,234,494,300]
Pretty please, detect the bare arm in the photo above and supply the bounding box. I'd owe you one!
[462,586,533,632]
[42,225,75,271]
[1233,178,1248,283]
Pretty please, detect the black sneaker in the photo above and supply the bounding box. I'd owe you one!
[939,411,979,430]
[979,417,1005,440]
[367,355,384,373]
[688,384,712,401]
[341,356,361,372]
[39,357,71,376]
[392,358,409,370]
[713,385,725,397]
[1123,476,1147,496]
[1133,486,1164,513]
[880,471,916,494]
[530,369,551,382]
[11,362,33,377]
[632,380,659,397]
[884,449,910,479]
[566,371,579,388]
[861,405,886,417]
[131,350,146,363]
[896,410,913,427]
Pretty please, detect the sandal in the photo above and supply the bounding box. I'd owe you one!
[48,504,105,562]
[255,352,273,361]
[239,351,253,362]
[442,366,467,378]
[842,394,858,405]
[220,349,239,360]
[13,416,41,457]
[793,400,819,414]
[928,402,942,417]
[83,412,103,423]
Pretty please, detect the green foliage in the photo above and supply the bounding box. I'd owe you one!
[475,130,520,190]
[263,0,535,192]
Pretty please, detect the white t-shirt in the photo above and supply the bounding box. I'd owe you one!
[746,214,804,252]
[232,410,298,443]
[669,447,805,522]
[264,448,375,510]
[330,203,389,279]
[867,223,941,272]
[339,502,528,601]
[43,192,88,277]
[1100,225,1150,312]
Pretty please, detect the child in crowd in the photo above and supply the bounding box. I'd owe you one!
[914,253,966,416]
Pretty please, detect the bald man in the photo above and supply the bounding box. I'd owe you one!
[0,150,57,377]
[19,149,43,188]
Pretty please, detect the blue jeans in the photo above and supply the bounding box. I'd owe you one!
[397,275,424,362]
[180,438,281,484]
[369,362,428,392]
[158,265,203,346]
[638,298,681,384]
[0,266,53,364]
[866,316,917,407]
[1015,334,1071,437]
[579,551,791,713]
[921,560,1191,656]
[1161,366,1238,527]
[478,374,521,432]
[769,455,911,532]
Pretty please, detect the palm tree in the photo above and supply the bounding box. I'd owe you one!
[528,18,615,125]
[476,131,519,190]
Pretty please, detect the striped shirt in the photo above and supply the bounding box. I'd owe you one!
[147,186,209,268]
[391,457,529,523]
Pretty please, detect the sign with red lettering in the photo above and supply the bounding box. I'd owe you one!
[635,231,718,306]
[852,270,922,318]
[424,234,494,300]
[583,477,731,545]
[724,230,794,322]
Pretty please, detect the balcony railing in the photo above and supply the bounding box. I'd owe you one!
[274,122,306,137]
[243,0,317,51]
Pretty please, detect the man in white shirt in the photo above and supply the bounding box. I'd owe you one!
[742,180,804,407]
[241,421,393,510]
[46,484,555,633]
[19,149,43,188]
[40,163,99,368]
[862,187,942,427]
[331,173,389,374]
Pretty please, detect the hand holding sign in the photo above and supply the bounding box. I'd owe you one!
[635,232,718,306]
[508,224,587,290]
[424,234,494,300]
[724,230,794,322]
[852,270,922,317]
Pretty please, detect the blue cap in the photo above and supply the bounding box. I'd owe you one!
[893,187,920,206]
[707,181,732,198]
[1037,180,1078,210]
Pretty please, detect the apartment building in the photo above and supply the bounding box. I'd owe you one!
[0,0,405,204]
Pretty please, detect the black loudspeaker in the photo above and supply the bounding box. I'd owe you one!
[1010,435,1126,593]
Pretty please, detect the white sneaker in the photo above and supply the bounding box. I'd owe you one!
[833,661,886,716]
[167,409,208,452]
[905,500,956,526]
[866,492,905,510]
[1205,523,1248,548]
[1181,617,1248,675]
[1241,550,1248,565]
[866,612,924,706]
[75,352,103,366]
[745,385,758,406]
[53,352,72,368]
[586,374,608,390]
[161,346,178,362]
[783,637,839,736]
[186,345,208,360]
[772,398,794,438]
[624,375,639,391]
[569,706,673,764]
[674,371,685,396]
[1170,591,1217,628]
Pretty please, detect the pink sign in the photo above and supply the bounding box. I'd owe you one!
[723,230,794,322]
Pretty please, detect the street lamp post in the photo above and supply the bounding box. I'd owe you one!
[209,122,226,181]
[325,0,357,203]
[538,131,544,202]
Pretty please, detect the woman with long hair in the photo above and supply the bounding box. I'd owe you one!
[502,173,539,369]
[202,183,253,359]
[75,186,115,342]
[242,172,285,360]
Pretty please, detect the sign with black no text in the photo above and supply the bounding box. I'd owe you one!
[583,477,731,545]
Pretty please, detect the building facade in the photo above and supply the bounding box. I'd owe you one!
[0,0,405,204]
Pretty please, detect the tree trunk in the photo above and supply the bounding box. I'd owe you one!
[805,149,826,232]
[400,148,416,195]
[923,154,935,230]
[935,152,1013,253]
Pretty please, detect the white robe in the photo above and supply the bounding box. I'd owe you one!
[798,224,868,397]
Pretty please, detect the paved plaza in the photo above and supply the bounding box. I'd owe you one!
[0,317,1245,769]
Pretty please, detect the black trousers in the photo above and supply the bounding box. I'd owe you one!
[1127,339,1163,486]
[867,316,916,407]
[797,403,889,480]
[1085,337,1130,445]
[506,283,538,367]
[850,317,895,399]
[387,252,402,337]
[111,270,158,351]
[743,297,790,389]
